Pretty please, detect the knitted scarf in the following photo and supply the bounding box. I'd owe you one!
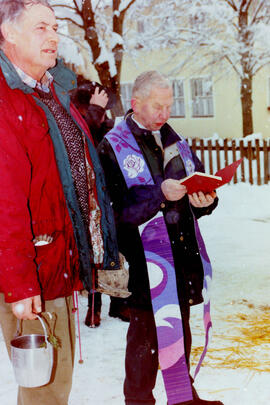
[36,88,104,265]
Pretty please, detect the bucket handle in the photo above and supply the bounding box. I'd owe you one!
[15,314,51,348]
[36,315,50,346]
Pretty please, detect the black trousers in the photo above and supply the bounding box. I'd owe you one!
[124,303,192,405]
[87,292,129,313]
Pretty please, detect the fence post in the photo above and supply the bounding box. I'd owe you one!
[207,140,213,174]
[191,138,196,152]
[240,140,245,182]
[263,140,269,184]
[215,140,221,171]
[232,140,237,183]
[255,139,261,185]
[248,141,253,185]
[200,139,205,166]
[224,139,228,166]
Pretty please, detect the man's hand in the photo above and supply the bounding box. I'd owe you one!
[188,191,216,208]
[161,179,187,201]
[90,87,109,109]
[11,295,42,320]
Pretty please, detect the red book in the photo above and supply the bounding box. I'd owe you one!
[179,158,243,194]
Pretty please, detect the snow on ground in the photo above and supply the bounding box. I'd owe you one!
[0,183,270,404]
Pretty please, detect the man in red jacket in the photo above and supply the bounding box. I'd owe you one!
[0,1,119,404]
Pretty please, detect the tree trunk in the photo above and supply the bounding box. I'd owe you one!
[94,62,124,117]
[82,0,124,117]
[238,7,254,137]
[240,75,253,137]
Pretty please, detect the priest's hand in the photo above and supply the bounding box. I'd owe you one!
[188,191,216,208]
[161,179,187,201]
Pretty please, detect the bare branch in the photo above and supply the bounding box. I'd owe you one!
[58,31,89,51]
[52,4,76,11]
[71,0,83,16]
[120,0,137,15]
[224,54,241,76]
[72,0,81,10]
[56,16,84,30]
[253,60,270,75]
[244,0,255,12]
[251,0,266,24]
[224,0,238,11]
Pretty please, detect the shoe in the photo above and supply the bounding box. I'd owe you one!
[176,399,223,405]
[85,308,101,327]
[190,386,224,405]
[192,400,224,405]
[108,305,130,322]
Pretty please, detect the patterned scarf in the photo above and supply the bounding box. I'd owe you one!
[36,88,104,265]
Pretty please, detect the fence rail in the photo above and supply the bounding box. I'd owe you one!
[187,138,270,185]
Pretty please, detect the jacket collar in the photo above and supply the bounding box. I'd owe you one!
[0,49,33,93]
[125,109,181,148]
[160,123,183,148]
[49,59,77,92]
[126,113,152,139]
[0,49,76,94]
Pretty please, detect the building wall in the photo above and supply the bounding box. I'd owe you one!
[121,50,270,139]
[253,68,270,138]
[72,45,270,139]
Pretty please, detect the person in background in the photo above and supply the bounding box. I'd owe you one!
[70,79,130,327]
[0,1,119,404]
[97,71,224,405]
[70,76,115,146]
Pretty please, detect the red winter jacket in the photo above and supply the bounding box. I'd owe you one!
[0,64,88,303]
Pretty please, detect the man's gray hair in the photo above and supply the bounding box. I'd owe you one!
[132,71,172,99]
[0,0,52,46]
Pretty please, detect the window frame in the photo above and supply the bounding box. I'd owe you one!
[120,82,133,113]
[190,77,214,118]
[170,79,186,118]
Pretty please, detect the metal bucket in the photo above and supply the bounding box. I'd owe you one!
[10,315,53,388]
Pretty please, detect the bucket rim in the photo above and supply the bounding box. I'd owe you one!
[11,334,47,345]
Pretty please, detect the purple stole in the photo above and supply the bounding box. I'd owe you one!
[106,120,212,404]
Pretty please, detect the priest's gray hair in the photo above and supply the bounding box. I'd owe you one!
[0,0,52,46]
[132,71,172,99]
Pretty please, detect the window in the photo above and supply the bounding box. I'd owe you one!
[120,83,133,112]
[171,79,185,118]
[190,77,214,117]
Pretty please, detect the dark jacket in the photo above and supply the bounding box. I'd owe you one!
[0,50,119,303]
[98,115,218,310]
[84,104,114,146]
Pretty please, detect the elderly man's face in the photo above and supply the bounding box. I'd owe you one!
[5,4,59,80]
[132,86,173,131]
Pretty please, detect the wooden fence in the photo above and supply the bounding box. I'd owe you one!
[187,138,270,185]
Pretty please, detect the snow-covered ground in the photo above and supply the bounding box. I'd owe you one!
[1,183,270,404]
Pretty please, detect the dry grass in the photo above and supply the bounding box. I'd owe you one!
[191,302,270,372]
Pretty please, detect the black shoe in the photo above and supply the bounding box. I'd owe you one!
[85,308,101,327]
[175,400,224,405]
[109,305,130,322]
[192,400,224,405]
[190,386,224,405]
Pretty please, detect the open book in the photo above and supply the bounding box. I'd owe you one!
[179,158,243,194]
